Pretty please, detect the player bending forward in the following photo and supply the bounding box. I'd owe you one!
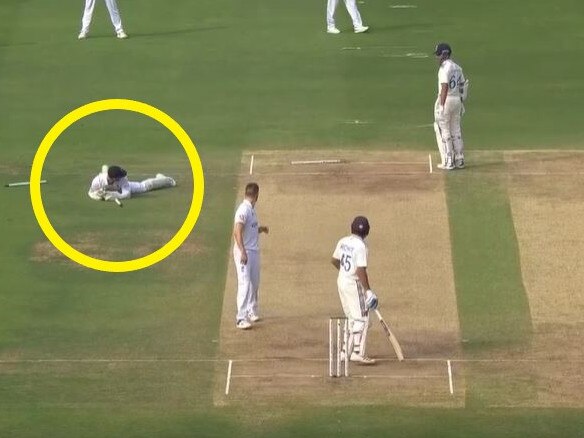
[331,216,379,364]
[433,42,469,170]
[88,165,176,202]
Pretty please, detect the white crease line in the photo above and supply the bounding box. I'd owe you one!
[1,357,582,364]
[290,159,342,165]
[447,360,454,395]
[232,374,444,379]
[254,171,432,176]
[225,359,233,395]
[249,155,254,175]
[429,154,433,173]
[341,47,362,51]
[390,4,418,8]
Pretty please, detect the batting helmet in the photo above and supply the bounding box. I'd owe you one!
[107,165,127,180]
[434,42,452,57]
[351,216,370,238]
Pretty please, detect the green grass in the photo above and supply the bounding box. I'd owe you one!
[1,0,584,436]
[446,168,532,351]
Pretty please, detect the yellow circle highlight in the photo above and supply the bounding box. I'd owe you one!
[30,99,205,273]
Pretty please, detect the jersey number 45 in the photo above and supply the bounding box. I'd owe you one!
[340,254,352,272]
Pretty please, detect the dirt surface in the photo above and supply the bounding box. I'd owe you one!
[214,150,463,407]
[506,150,584,406]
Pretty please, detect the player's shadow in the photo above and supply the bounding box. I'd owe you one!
[125,26,228,38]
[372,22,435,33]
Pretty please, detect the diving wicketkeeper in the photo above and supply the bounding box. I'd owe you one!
[88,165,176,202]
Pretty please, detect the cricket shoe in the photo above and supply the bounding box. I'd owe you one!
[350,353,376,364]
[156,174,176,186]
[236,319,252,330]
[78,31,88,40]
[455,159,465,169]
[354,25,369,34]
[248,313,260,323]
[116,30,128,39]
[327,27,341,34]
[438,160,455,170]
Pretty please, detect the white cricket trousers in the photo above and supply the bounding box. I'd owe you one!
[81,0,124,33]
[234,247,260,322]
[337,277,370,356]
[434,96,464,165]
[326,0,364,29]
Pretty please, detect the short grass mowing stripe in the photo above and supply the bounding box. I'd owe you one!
[445,162,533,406]
[446,166,532,350]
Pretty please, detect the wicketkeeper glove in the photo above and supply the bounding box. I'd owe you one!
[104,191,121,201]
[365,289,378,310]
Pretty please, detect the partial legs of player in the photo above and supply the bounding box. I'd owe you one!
[451,108,465,168]
[79,0,127,39]
[128,174,176,194]
[326,0,367,33]
[233,248,260,328]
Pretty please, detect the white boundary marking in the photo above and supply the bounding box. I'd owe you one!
[339,119,373,125]
[428,154,433,173]
[225,359,233,395]
[383,53,428,59]
[249,155,254,175]
[447,360,454,395]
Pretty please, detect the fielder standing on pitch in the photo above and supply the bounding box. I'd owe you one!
[433,42,469,170]
[78,0,128,39]
[233,183,269,330]
[331,216,378,364]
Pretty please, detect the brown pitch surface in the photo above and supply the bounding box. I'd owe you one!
[214,150,463,407]
[506,150,584,407]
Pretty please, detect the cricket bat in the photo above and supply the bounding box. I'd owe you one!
[373,308,404,361]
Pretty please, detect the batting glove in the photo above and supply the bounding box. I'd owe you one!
[365,289,378,310]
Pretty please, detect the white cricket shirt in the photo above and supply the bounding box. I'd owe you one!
[234,199,259,251]
[332,234,368,281]
[438,59,465,98]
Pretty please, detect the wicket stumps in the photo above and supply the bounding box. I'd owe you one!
[329,316,349,377]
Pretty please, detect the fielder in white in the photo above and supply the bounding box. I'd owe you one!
[433,42,469,170]
[87,165,176,202]
[78,0,128,40]
[326,0,369,34]
[331,216,378,364]
[233,183,269,330]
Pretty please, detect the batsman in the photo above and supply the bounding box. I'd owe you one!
[433,42,469,170]
[331,216,378,364]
